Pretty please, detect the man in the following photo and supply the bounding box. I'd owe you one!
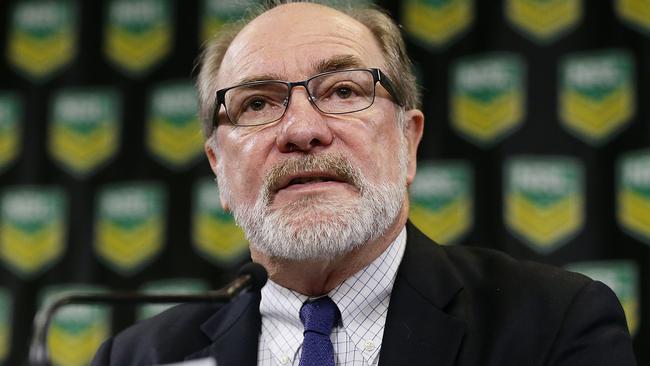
[92,1,636,365]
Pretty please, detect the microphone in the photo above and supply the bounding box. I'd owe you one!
[28,262,268,366]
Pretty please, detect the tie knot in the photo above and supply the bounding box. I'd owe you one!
[299,296,339,336]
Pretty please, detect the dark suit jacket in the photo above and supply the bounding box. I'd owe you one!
[91,223,636,366]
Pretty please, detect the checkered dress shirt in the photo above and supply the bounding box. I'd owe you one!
[257,227,407,366]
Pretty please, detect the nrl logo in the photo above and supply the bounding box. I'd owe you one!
[40,285,110,366]
[147,81,203,170]
[7,0,78,81]
[451,54,525,147]
[0,93,22,173]
[566,260,639,336]
[618,149,650,246]
[0,187,66,278]
[95,183,166,275]
[559,50,634,146]
[137,278,209,320]
[192,178,248,266]
[49,88,121,178]
[402,0,474,49]
[504,157,584,253]
[104,0,172,76]
[409,161,473,245]
[505,0,582,43]
[615,0,650,35]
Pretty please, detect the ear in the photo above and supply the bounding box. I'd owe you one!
[204,137,219,176]
[403,109,424,186]
[204,138,231,212]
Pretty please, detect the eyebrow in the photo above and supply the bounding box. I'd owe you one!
[313,54,366,73]
[234,54,366,85]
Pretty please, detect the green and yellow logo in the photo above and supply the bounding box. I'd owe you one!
[559,50,635,145]
[147,81,203,170]
[7,0,78,81]
[40,285,110,366]
[451,54,525,147]
[409,161,473,245]
[616,0,650,35]
[618,149,650,245]
[192,178,248,266]
[402,0,474,48]
[566,261,639,336]
[505,0,582,43]
[504,157,584,253]
[95,183,166,275]
[200,0,257,43]
[49,88,121,178]
[0,93,22,173]
[137,278,209,320]
[0,187,66,278]
[104,0,172,76]
[0,289,12,363]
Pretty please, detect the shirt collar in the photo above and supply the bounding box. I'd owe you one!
[259,227,407,365]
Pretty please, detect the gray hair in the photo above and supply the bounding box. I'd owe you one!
[195,0,420,138]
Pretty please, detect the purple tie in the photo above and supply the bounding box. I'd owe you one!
[299,296,339,366]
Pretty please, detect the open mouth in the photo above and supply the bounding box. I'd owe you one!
[274,172,349,192]
[288,176,339,185]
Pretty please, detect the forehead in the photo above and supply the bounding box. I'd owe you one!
[217,3,386,86]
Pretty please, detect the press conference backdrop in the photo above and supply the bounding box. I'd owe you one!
[0,0,648,364]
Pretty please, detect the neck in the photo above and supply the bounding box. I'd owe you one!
[251,204,409,296]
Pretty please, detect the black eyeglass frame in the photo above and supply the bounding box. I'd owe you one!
[211,68,404,128]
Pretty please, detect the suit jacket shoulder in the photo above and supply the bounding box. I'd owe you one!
[91,292,261,366]
[378,222,637,366]
[92,302,218,365]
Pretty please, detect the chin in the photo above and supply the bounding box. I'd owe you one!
[241,188,404,262]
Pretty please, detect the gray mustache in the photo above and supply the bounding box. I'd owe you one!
[262,153,364,198]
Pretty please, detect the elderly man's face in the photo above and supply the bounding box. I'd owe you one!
[206,3,422,260]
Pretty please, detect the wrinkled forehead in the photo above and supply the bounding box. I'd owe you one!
[217,3,386,88]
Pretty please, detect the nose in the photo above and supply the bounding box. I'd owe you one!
[275,87,334,153]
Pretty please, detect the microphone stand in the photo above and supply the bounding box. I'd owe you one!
[29,271,259,366]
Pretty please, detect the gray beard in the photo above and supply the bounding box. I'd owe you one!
[218,146,408,261]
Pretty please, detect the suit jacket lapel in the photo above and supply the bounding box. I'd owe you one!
[185,291,261,366]
[379,222,466,366]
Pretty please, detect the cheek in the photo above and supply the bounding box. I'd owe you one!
[224,155,257,192]
[344,132,403,182]
[220,157,262,208]
[366,125,405,176]
[329,109,404,180]
[218,131,274,201]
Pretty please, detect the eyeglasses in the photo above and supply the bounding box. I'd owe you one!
[212,68,403,127]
